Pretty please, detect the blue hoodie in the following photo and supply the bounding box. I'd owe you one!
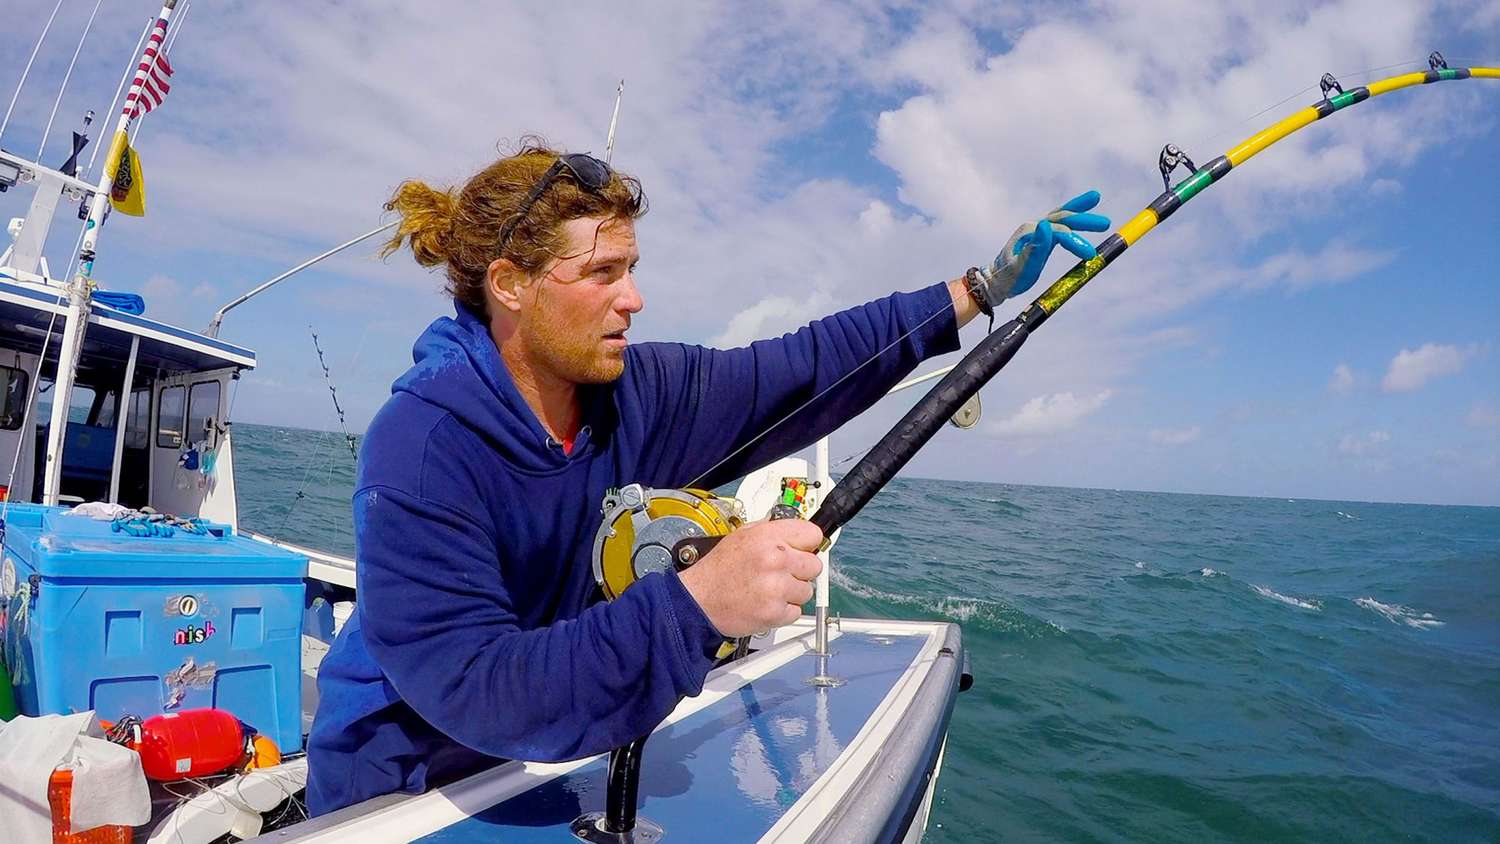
[305,282,959,815]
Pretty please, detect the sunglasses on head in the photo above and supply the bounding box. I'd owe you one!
[495,153,613,258]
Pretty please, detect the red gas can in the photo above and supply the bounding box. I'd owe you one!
[134,709,248,780]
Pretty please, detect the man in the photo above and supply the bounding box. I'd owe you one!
[306,145,1107,815]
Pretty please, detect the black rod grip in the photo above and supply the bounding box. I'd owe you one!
[811,315,1034,537]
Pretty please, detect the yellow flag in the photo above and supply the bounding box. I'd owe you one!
[102,130,146,216]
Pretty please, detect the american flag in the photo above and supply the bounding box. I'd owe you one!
[122,18,174,119]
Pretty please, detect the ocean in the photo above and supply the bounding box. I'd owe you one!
[233,422,1500,842]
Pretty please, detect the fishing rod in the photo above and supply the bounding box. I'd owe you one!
[636,57,1499,570]
[596,57,1500,585]
[588,55,1498,840]
[803,57,1498,542]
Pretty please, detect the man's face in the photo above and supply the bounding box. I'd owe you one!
[516,216,643,384]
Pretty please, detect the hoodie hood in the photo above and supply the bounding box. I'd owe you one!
[391,305,610,472]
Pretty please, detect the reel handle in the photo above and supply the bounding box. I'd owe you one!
[669,504,801,567]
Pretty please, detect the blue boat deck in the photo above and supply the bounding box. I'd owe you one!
[263,619,963,843]
[418,632,923,843]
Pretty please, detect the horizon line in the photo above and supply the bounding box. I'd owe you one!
[230,420,1499,510]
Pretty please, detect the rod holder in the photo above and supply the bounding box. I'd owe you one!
[571,736,663,843]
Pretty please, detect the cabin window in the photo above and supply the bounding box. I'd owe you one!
[157,385,185,448]
[92,390,120,429]
[124,389,150,449]
[0,364,27,428]
[35,381,97,427]
[186,381,220,445]
[0,365,28,430]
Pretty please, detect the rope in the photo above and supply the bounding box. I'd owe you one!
[109,508,211,537]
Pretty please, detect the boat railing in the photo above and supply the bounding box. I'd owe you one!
[247,531,355,588]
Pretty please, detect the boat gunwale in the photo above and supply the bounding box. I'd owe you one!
[248,617,958,842]
[800,623,963,843]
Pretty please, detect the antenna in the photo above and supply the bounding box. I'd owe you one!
[134,0,192,147]
[38,0,106,160]
[0,0,68,143]
[604,79,624,164]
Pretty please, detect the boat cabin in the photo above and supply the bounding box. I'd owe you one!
[0,270,253,524]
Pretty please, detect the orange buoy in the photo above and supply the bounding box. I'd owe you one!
[245,734,282,770]
[134,709,249,781]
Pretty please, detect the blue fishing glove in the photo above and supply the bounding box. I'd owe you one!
[971,190,1111,312]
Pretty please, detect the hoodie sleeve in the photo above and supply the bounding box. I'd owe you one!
[353,483,725,762]
[633,281,960,488]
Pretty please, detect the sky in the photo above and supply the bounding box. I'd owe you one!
[0,0,1495,506]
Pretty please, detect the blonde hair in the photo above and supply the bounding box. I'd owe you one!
[381,141,646,315]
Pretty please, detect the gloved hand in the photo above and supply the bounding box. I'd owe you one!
[971,191,1110,312]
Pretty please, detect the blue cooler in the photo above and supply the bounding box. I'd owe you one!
[1,504,308,751]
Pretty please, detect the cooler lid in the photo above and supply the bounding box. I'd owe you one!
[4,505,307,579]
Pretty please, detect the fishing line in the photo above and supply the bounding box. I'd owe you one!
[1189,59,1428,157]
[798,60,1500,540]
[683,300,954,489]
[272,327,359,539]
[310,327,358,462]
[698,58,1497,495]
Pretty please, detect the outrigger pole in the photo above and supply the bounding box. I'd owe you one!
[42,0,180,506]
[0,0,66,143]
[604,79,624,165]
[806,60,1500,541]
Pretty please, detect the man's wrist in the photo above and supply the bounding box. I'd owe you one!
[945,277,981,328]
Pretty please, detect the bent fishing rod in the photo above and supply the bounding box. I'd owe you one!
[789,57,1499,546]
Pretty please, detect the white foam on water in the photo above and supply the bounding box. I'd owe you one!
[1354,597,1445,629]
[1198,567,1222,577]
[1251,584,1322,610]
[830,569,1066,634]
[1335,510,1359,520]
[1134,561,1146,569]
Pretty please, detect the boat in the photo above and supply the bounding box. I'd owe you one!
[0,3,971,841]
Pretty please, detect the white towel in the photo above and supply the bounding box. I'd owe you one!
[0,712,151,838]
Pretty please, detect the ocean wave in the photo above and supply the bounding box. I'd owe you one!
[1198,567,1223,578]
[1251,584,1322,610]
[1354,597,1444,629]
[978,497,1027,517]
[831,569,1065,635]
[1335,510,1360,520]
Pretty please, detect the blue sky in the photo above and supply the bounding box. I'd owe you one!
[0,0,1495,506]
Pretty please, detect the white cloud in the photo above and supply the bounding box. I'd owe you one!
[1368,178,1402,196]
[1328,363,1355,395]
[0,0,1491,506]
[989,389,1113,438]
[1149,426,1201,446]
[1245,242,1397,293]
[710,292,835,348]
[137,274,219,326]
[1381,343,1477,392]
[1467,402,1500,429]
[1338,430,1390,457]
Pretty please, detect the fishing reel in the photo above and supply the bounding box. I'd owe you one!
[592,485,743,600]
[591,462,830,601]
